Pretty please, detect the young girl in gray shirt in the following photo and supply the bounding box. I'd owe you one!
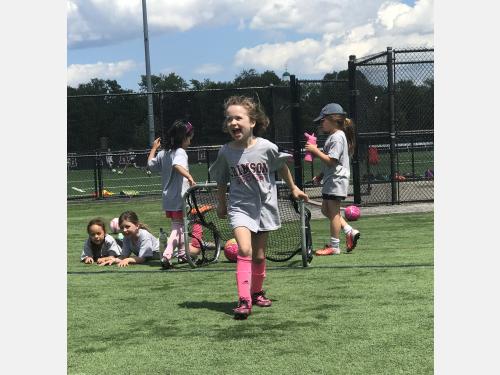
[210,95,308,320]
[305,103,361,256]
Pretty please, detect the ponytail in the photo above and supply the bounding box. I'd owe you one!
[343,118,356,157]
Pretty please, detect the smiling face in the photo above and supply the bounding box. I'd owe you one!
[88,224,105,246]
[225,104,255,144]
[120,220,139,238]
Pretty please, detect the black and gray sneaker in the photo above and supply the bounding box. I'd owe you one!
[161,257,173,270]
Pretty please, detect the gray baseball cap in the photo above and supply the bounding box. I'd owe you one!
[313,103,346,123]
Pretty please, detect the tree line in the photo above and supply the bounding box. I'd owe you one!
[67,68,433,153]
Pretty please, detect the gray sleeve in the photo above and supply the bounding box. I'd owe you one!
[81,239,92,260]
[147,150,163,172]
[209,148,230,185]
[121,237,132,258]
[137,230,157,258]
[270,152,292,172]
[104,235,122,257]
[268,143,292,172]
[327,134,343,161]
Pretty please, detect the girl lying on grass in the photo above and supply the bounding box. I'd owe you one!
[100,211,160,267]
[81,218,122,265]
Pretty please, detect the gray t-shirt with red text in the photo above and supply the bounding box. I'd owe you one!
[209,137,290,233]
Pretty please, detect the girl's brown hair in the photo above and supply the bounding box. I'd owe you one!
[329,114,356,157]
[86,218,107,256]
[118,211,151,233]
[223,95,270,136]
[87,218,106,234]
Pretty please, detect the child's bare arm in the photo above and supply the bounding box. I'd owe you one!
[215,184,228,218]
[304,143,336,167]
[147,138,161,162]
[173,164,196,186]
[278,165,309,201]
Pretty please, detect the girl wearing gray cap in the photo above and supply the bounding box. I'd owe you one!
[210,95,308,320]
[305,103,361,255]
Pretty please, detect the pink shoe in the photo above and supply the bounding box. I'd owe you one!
[346,229,361,252]
[233,298,252,320]
[252,290,272,307]
[315,245,341,256]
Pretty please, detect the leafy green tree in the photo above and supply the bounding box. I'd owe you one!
[139,73,189,92]
[189,79,233,90]
[68,78,148,152]
[233,69,282,87]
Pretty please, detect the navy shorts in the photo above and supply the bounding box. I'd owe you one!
[322,194,346,201]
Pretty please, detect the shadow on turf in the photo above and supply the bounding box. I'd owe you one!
[179,301,236,316]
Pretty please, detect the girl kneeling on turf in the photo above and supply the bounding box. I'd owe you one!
[103,211,160,267]
[209,95,308,320]
[81,218,122,265]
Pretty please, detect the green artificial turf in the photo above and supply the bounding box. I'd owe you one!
[67,199,433,374]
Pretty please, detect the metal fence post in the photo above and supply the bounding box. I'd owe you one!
[387,47,398,204]
[93,154,99,200]
[348,55,361,204]
[97,153,103,199]
[290,75,303,189]
[206,147,211,183]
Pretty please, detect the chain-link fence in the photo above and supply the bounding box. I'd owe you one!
[67,47,433,205]
[349,47,434,204]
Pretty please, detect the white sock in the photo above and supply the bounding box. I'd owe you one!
[330,237,340,249]
[343,224,353,234]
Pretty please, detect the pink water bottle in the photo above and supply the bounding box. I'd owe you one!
[304,132,317,162]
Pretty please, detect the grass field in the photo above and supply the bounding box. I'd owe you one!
[67,148,433,200]
[67,198,433,374]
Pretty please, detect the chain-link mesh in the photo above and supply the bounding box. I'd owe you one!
[354,47,434,204]
[67,48,433,205]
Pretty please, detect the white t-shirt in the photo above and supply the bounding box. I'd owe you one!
[147,148,190,211]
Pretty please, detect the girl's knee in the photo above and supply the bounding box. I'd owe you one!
[252,255,265,263]
[237,245,252,257]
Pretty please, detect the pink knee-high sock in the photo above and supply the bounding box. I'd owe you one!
[190,223,203,248]
[163,220,183,260]
[236,255,252,303]
[251,259,266,294]
[176,222,186,257]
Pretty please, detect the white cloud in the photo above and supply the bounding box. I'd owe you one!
[67,60,137,86]
[249,0,385,34]
[68,0,433,80]
[233,0,433,75]
[378,0,433,33]
[68,0,260,48]
[194,63,224,75]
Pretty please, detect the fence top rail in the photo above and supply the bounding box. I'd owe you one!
[354,46,434,66]
[394,47,434,54]
[68,84,289,99]
[297,79,348,84]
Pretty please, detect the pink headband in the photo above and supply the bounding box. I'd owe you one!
[186,122,193,133]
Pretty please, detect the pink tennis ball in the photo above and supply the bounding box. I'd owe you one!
[109,217,120,234]
[344,205,361,221]
[224,238,239,262]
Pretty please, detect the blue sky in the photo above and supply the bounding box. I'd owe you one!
[68,0,433,90]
